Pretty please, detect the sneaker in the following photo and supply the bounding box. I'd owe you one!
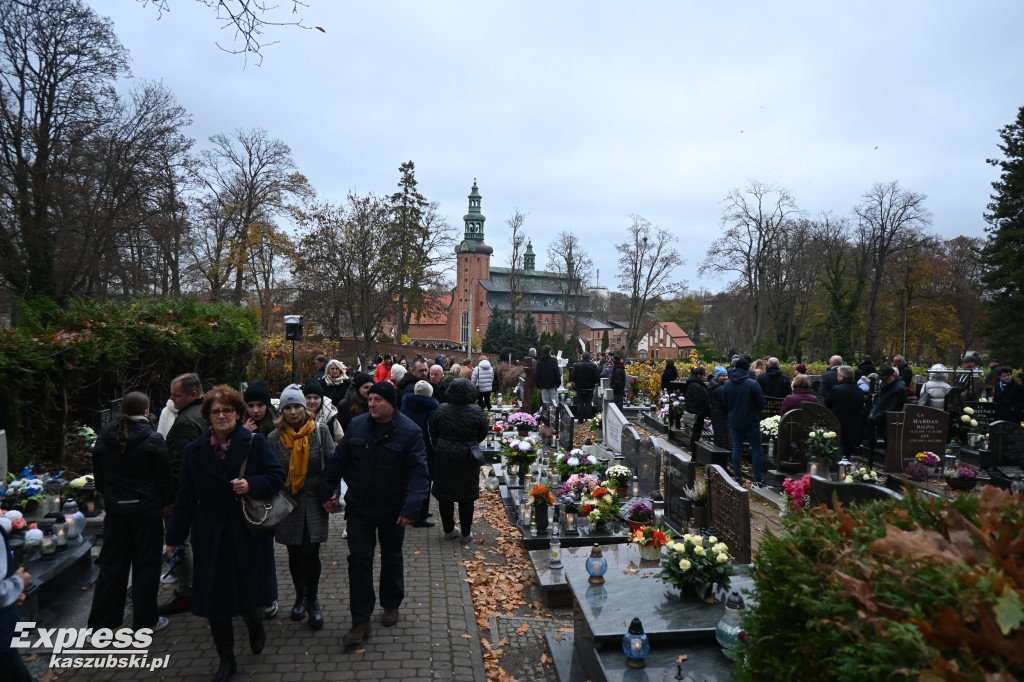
[159,574,178,585]
[151,617,169,633]
[342,621,372,646]
[752,481,765,489]
[382,608,399,627]
[342,529,348,539]
[263,600,279,619]
[459,532,474,546]
[443,530,460,540]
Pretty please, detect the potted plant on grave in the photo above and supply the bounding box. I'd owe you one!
[905,461,930,482]
[503,438,537,482]
[781,474,811,514]
[630,525,674,561]
[552,449,601,480]
[844,467,880,485]
[605,464,632,495]
[624,499,655,533]
[580,483,618,530]
[1,471,47,512]
[914,451,941,476]
[658,532,734,601]
[806,429,839,466]
[507,411,538,437]
[944,465,978,491]
[682,469,708,529]
[528,483,555,532]
[588,414,602,440]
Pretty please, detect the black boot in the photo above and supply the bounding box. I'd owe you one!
[210,620,236,682]
[290,594,307,621]
[241,609,266,655]
[307,596,323,631]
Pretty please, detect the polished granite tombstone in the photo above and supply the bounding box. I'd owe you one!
[529,542,659,608]
[566,563,753,682]
[500,483,632,550]
[547,631,735,682]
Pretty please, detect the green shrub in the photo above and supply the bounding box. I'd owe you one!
[0,297,260,467]
[735,487,1024,680]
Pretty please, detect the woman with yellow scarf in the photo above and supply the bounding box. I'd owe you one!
[267,384,338,631]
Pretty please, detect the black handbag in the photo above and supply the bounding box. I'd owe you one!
[470,446,485,465]
[238,450,295,537]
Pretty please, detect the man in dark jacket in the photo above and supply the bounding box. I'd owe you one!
[824,366,866,461]
[400,380,439,528]
[993,367,1024,423]
[868,366,907,447]
[397,357,428,409]
[428,363,448,404]
[159,372,205,616]
[684,366,711,454]
[984,358,1001,399]
[819,355,842,401]
[756,357,792,399]
[723,360,766,486]
[570,352,599,422]
[893,355,914,390]
[319,381,428,646]
[534,345,561,406]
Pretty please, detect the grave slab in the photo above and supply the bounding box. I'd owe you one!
[987,420,1024,467]
[707,464,751,564]
[897,404,949,468]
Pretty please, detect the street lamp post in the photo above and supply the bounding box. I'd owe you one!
[284,315,303,385]
[902,306,918,360]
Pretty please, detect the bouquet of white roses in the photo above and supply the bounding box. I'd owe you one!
[845,467,879,484]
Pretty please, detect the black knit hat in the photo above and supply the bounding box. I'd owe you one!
[368,381,397,409]
[302,379,324,398]
[243,380,272,405]
[352,372,373,390]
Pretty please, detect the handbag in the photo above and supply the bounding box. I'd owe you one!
[470,446,485,466]
[238,449,295,537]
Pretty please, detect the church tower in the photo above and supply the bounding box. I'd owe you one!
[524,241,536,271]
[451,180,492,346]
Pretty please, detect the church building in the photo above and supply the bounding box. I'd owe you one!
[405,181,593,346]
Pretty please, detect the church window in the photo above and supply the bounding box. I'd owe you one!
[461,312,469,344]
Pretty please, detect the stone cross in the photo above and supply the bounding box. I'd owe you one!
[555,350,569,389]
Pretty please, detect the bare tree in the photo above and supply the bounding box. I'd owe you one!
[138,0,312,64]
[853,181,932,356]
[701,181,804,349]
[545,231,594,337]
[615,215,685,357]
[505,210,528,325]
[0,0,129,301]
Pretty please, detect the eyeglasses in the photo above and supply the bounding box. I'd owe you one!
[210,408,235,417]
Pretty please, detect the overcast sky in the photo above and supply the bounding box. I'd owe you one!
[99,1,1024,293]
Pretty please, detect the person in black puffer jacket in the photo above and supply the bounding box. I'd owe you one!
[683,366,711,454]
[708,367,733,450]
[89,391,175,633]
[431,379,489,545]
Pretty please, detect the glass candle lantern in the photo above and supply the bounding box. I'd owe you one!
[520,502,532,530]
[53,517,68,550]
[631,476,640,498]
[585,543,608,584]
[549,525,562,569]
[716,590,746,650]
[808,455,822,478]
[622,617,650,668]
[41,534,56,558]
[563,510,578,534]
[62,499,86,541]
[837,456,852,480]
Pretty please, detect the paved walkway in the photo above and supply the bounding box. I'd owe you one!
[53,501,487,682]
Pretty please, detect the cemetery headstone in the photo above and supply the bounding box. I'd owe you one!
[897,404,949,469]
[963,399,997,430]
[636,435,662,498]
[802,402,842,441]
[663,450,696,533]
[944,386,963,417]
[760,397,783,421]
[884,411,906,473]
[775,408,814,470]
[625,374,638,400]
[987,420,1024,468]
[557,403,575,450]
[620,426,641,473]
[604,403,627,453]
[0,429,7,481]
[707,464,751,564]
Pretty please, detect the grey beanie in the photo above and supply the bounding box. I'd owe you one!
[414,380,433,398]
[279,384,306,409]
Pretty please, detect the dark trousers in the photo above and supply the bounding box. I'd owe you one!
[730,424,764,484]
[346,510,406,624]
[437,499,475,536]
[0,603,32,682]
[477,391,492,410]
[575,390,594,422]
[690,410,709,454]
[286,524,321,598]
[88,511,163,630]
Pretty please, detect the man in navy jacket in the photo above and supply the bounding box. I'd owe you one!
[319,381,429,646]
[723,359,766,486]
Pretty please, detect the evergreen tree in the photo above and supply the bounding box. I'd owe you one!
[482,308,513,357]
[601,329,610,352]
[980,105,1024,365]
[519,314,540,359]
[539,331,552,350]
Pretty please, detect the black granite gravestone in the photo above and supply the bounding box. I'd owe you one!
[620,426,641,474]
[987,420,1024,467]
[761,397,783,421]
[662,450,696,534]
[964,400,997,430]
[807,474,899,507]
[802,402,842,440]
[558,403,575,450]
[636,436,662,498]
[897,404,949,469]
[707,464,751,564]
[944,386,964,417]
[776,408,814,470]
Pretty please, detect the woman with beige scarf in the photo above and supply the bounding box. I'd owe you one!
[267,384,338,631]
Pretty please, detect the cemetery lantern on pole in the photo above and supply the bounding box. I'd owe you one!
[284,315,304,385]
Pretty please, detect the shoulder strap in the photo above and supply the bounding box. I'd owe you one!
[238,435,255,477]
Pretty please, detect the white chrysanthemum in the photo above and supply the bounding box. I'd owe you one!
[586,455,597,465]
[602,494,612,504]
[567,456,580,467]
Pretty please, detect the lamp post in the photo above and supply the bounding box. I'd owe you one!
[901,305,918,360]
[284,315,303,385]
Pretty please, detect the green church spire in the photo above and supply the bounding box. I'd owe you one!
[463,179,486,242]
[524,241,536,271]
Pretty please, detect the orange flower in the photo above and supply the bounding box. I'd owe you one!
[592,487,609,498]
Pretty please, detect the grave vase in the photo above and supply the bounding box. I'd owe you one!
[691,503,708,531]
[638,543,662,562]
[627,519,646,534]
[517,428,531,439]
[533,504,549,533]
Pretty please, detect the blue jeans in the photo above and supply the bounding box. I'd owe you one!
[346,509,406,624]
[541,387,560,406]
[730,424,763,483]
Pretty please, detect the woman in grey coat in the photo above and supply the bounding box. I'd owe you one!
[267,384,338,631]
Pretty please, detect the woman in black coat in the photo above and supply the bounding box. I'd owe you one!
[683,367,711,454]
[89,391,174,633]
[166,385,286,682]
[611,356,627,411]
[431,379,488,545]
[708,369,733,450]
[661,358,678,391]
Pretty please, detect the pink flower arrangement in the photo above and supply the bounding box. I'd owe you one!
[782,474,811,511]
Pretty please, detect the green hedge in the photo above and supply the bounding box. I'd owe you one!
[735,487,1024,680]
[0,297,261,468]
